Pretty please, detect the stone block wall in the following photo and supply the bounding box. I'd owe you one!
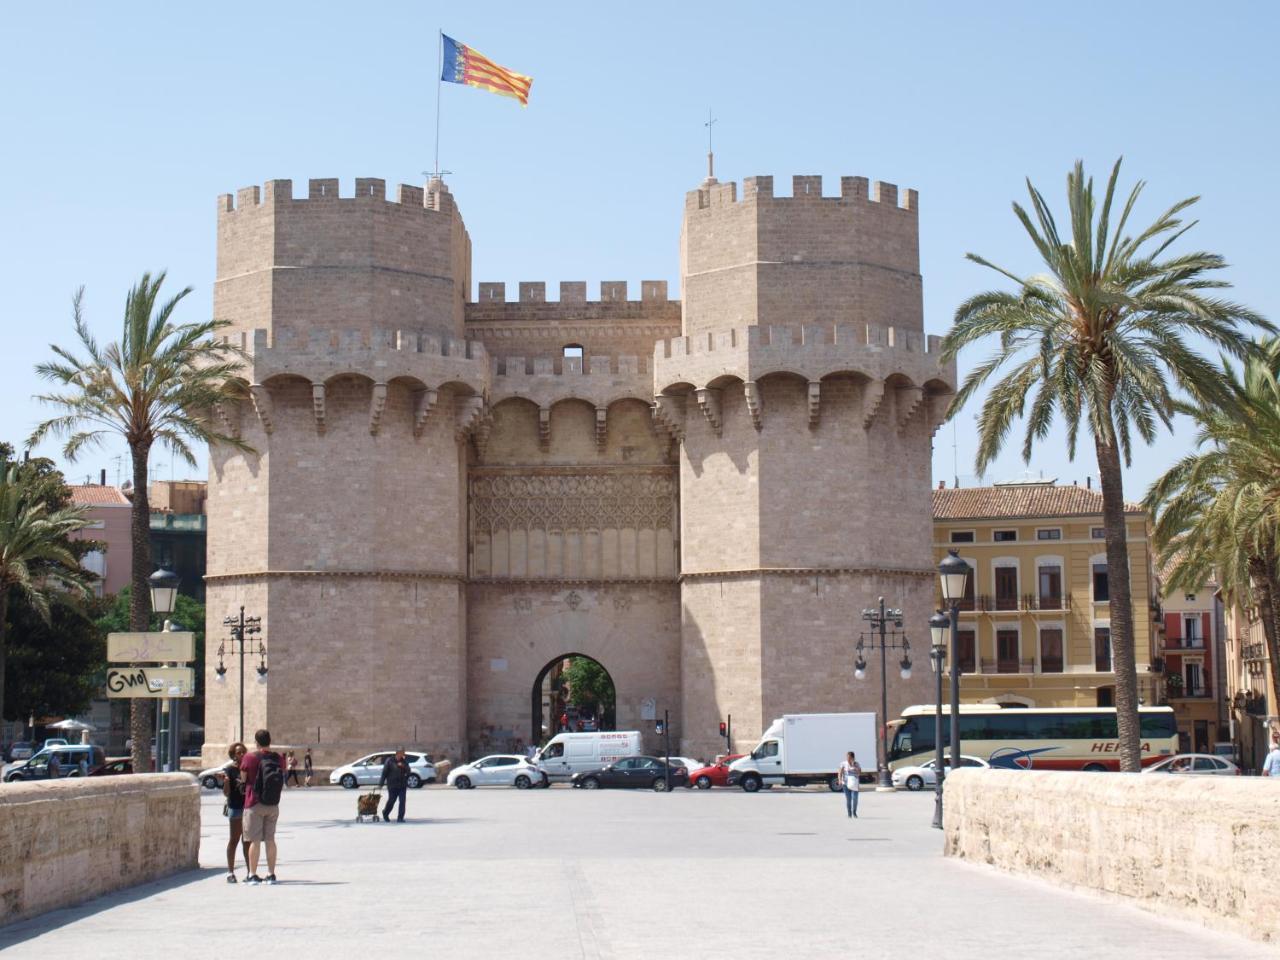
[944,769,1280,944]
[0,775,199,926]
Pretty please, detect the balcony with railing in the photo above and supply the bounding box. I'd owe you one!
[1163,635,1207,652]
[971,593,1073,613]
[980,657,1037,674]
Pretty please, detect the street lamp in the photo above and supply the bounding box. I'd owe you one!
[148,568,179,616]
[929,610,950,830]
[148,569,179,773]
[938,549,970,776]
[855,597,912,790]
[217,607,266,744]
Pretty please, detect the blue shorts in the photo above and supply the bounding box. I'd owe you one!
[227,806,243,821]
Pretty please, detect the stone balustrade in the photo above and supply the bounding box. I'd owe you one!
[943,768,1280,944]
[0,774,200,925]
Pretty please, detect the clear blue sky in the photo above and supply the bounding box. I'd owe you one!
[2,2,1276,495]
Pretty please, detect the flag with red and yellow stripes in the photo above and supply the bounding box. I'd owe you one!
[440,34,532,107]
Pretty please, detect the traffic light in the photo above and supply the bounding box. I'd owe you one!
[718,721,727,738]
[655,718,665,735]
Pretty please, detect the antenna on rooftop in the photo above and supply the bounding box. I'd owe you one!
[704,107,717,184]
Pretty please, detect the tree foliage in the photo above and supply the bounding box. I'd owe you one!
[941,158,1269,771]
[5,594,106,722]
[564,657,615,716]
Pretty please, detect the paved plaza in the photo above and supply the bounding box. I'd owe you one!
[0,784,1268,958]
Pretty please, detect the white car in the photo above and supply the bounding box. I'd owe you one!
[1142,753,1240,776]
[667,757,704,775]
[330,751,436,789]
[448,754,548,789]
[198,762,234,790]
[892,755,989,791]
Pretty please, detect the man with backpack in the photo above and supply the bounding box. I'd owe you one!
[238,729,285,885]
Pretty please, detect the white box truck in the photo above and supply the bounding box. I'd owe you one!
[535,730,643,782]
[727,713,877,792]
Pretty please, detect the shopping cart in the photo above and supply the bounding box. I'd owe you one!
[356,790,381,823]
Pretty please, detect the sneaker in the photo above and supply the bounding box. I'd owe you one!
[226,874,237,884]
[266,874,278,885]
[382,813,389,822]
[246,875,263,886]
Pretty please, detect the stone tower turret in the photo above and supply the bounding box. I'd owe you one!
[204,178,485,763]
[662,175,956,761]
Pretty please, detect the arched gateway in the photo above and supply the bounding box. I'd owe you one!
[530,654,617,744]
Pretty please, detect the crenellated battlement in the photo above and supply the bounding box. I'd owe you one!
[217,177,458,216]
[473,280,673,305]
[657,323,943,360]
[685,175,918,214]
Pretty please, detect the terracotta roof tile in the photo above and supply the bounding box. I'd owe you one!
[931,483,1143,521]
[68,484,132,506]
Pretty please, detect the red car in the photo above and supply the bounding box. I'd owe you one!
[687,754,746,789]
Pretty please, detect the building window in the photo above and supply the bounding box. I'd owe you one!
[1091,527,1106,539]
[994,530,1018,542]
[1037,564,1063,609]
[1097,686,1115,707]
[957,629,976,674]
[81,549,106,598]
[563,344,584,359]
[1092,562,1110,603]
[1040,628,1064,673]
[950,531,975,543]
[997,629,1020,673]
[1185,662,1204,697]
[994,565,1019,611]
[955,562,976,612]
[1036,528,1062,540]
[1183,616,1202,648]
[1184,593,1196,602]
[1094,627,1112,672]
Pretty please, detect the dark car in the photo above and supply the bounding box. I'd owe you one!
[570,756,690,792]
[88,757,133,776]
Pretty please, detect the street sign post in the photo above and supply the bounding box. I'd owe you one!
[106,666,196,699]
[107,632,195,663]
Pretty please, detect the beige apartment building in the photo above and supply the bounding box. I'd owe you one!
[1224,602,1276,771]
[932,480,1161,709]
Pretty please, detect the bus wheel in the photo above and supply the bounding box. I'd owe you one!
[1082,763,1108,772]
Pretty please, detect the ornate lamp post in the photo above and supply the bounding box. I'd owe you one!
[216,607,266,744]
[929,610,950,830]
[938,549,971,774]
[148,569,179,772]
[855,597,912,790]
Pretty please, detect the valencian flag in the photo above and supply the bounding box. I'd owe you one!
[440,34,533,107]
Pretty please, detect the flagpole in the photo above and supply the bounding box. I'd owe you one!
[433,29,443,179]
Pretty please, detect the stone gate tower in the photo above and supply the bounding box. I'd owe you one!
[203,169,955,766]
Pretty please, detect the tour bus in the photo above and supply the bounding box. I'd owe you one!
[887,704,1178,772]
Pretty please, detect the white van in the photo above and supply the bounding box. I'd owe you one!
[536,731,642,782]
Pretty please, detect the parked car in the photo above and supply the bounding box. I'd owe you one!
[666,756,703,774]
[448,754,548,789]
[330,751,436,789]
[42,738,69,750]
[89,757,133,776]
[535,731,644,782]
[686,754,746,789]
[6,741,33,762]
[892,755,989,791]
[198,762,234,790]
[571,756,690,792]
[1142,753,1240,776]
[4,745,106,781]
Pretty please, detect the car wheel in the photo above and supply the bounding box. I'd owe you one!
[581,777,600,790]
[1083,763,1109,773]
[340,774,358,789]
[455,775,471,790]
[741,774,761,793]
[652,778,669,792]
[201,775,220,790]
[514,775,531,789]
[695,775,712,789]
[906,774,924,792]
[407,774,422,789]
[828,775,843,793]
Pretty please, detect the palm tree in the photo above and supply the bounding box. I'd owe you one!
[31,273,247,772]
[1145,339,1280,706]
[941,159,1269,771]
[0,461,93,731]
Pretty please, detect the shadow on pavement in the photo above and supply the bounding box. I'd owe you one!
[0,867,221,948]
[301,817,480,829]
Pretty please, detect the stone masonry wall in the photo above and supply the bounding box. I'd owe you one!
[0,775,199,925]
[944,769,1280,944]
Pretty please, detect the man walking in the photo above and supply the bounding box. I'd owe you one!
[380,749,411,822]
[238,729,285,884]
[1263,734,1280,777]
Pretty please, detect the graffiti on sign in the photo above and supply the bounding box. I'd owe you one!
[106,666,195,698]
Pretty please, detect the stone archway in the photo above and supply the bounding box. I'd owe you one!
[530,653,617,745]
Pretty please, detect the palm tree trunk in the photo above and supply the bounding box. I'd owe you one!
[1094,433,1142,772]
[0,588,8,740]
[1247,556,1280,717]
[129,444,153,774]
